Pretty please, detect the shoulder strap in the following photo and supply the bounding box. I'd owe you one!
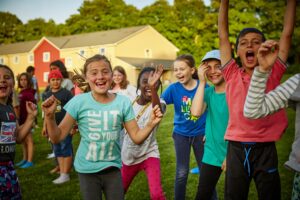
[132,96,151,121]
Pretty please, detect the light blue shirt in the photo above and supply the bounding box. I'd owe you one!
[64,92,135,173]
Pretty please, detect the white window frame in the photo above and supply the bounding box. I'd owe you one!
[43,52,50,62]
[13,56,19,64]
[28,54,34,63]
[66,57,73,68]
[99,48,105,55]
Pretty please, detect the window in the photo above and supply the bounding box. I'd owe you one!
[145,49,152,58]
[66,57,72,68]
[79,49,85,56]
[28,54,34,63]
[99,48,105,55]
[13,56,19,64]
[0,57,4,64]
[43,52,50,62]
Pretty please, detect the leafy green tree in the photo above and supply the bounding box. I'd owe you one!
[0,12,23,44]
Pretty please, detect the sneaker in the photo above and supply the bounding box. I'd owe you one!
[47,153,55,159]
[19,161,33,168]
[190,167,200,174]
[15,160,26,167]
[53,174,70,184]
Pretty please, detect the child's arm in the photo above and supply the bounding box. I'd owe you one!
[124,105,163,145]
[148,64,164,109]
[190,64,208,117]
[244,42,299,118]
[278,0,296,62]
[218,0,232,66]
[16,101,37,143]
[42,95,75,143]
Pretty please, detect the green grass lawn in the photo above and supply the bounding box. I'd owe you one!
[16,104,294,200]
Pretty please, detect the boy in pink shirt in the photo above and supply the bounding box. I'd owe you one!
[218,0,296,199]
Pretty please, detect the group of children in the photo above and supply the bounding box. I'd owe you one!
[0,0,298,199]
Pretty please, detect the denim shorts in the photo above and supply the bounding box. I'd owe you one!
[53,134,73,157]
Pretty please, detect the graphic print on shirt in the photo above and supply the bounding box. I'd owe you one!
[181,96,198,121]
[85,110,120,162]
[55,99,62,113]
[0,121,16,146]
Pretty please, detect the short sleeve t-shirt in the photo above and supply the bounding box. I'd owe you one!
[0,104,17,162]
[122,100,166,165]
[202,86,228,167]
[221,58,288,142]
[64,92,135,173]
[161,81,207,136]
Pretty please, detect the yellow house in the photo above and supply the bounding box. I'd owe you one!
[0,25,179,87]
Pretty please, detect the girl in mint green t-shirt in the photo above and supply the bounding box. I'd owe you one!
[42,54,163,200]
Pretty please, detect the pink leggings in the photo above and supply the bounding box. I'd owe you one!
[121,157,166,200]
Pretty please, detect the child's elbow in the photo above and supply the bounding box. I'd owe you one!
[243,110,259,120]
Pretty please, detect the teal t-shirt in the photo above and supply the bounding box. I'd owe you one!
[202,86,229,167]
[64,92,135,173]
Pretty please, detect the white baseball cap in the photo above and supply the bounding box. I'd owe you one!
[201,50,221,62]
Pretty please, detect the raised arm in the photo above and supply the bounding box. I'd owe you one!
[218,0,232,65]
[278,0,296,62]
[124,105,163,144]
[148,64,164,110]
[42,95,75,143]
[190,64,208,117]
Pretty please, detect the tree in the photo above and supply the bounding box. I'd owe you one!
[0,12,23,44]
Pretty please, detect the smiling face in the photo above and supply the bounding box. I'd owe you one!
[237,32,263,71]
[173,60,195,85]
[0,67,14,104]
[205,59,224,86]
[19,75,29,89]
[113,70,124,86]
[138,71,158,103]
[85,60,113,96]
[49,78,62,91]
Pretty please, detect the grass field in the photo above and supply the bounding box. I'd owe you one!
[15,103,294,200]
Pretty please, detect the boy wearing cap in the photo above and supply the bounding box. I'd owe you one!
[42,69,73,184]
[191,50,228,200]
[218,0,295,199]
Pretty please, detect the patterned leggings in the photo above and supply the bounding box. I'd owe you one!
[0,161,21,200]
[292,172,300,200]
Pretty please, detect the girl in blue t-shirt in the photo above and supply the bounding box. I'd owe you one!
[161,54,207,200]
[42,54,163,200]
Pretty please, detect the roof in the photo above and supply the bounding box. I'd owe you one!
[0,40,39,54]
[0,25,148,55]
[118,57,174,70]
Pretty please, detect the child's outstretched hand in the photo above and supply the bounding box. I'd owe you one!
[41,95,57,118]
[149,104,163,126]
[257,40,279,73]
[197,62,209,82]
[148,64,164,88]
[26,101,38,119]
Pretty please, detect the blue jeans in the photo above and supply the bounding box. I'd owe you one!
[173,132,204,200]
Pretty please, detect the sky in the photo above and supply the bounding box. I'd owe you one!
[0,0,211,24]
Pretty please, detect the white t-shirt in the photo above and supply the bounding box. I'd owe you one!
[110,84,137,102]
[61,79,74,92]
[121,100,165,165]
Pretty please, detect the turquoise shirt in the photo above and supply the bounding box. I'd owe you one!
[64,92,135,173]
[202,86,229,167]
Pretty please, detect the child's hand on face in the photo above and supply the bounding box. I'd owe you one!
[41,95,57,118]
[257,40,279,73]
[148,64,164,88]
[197,62,209,82]
[26,101,38,119]
[149,104,163,126]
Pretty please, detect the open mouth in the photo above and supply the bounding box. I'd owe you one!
[246,50,255,62]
